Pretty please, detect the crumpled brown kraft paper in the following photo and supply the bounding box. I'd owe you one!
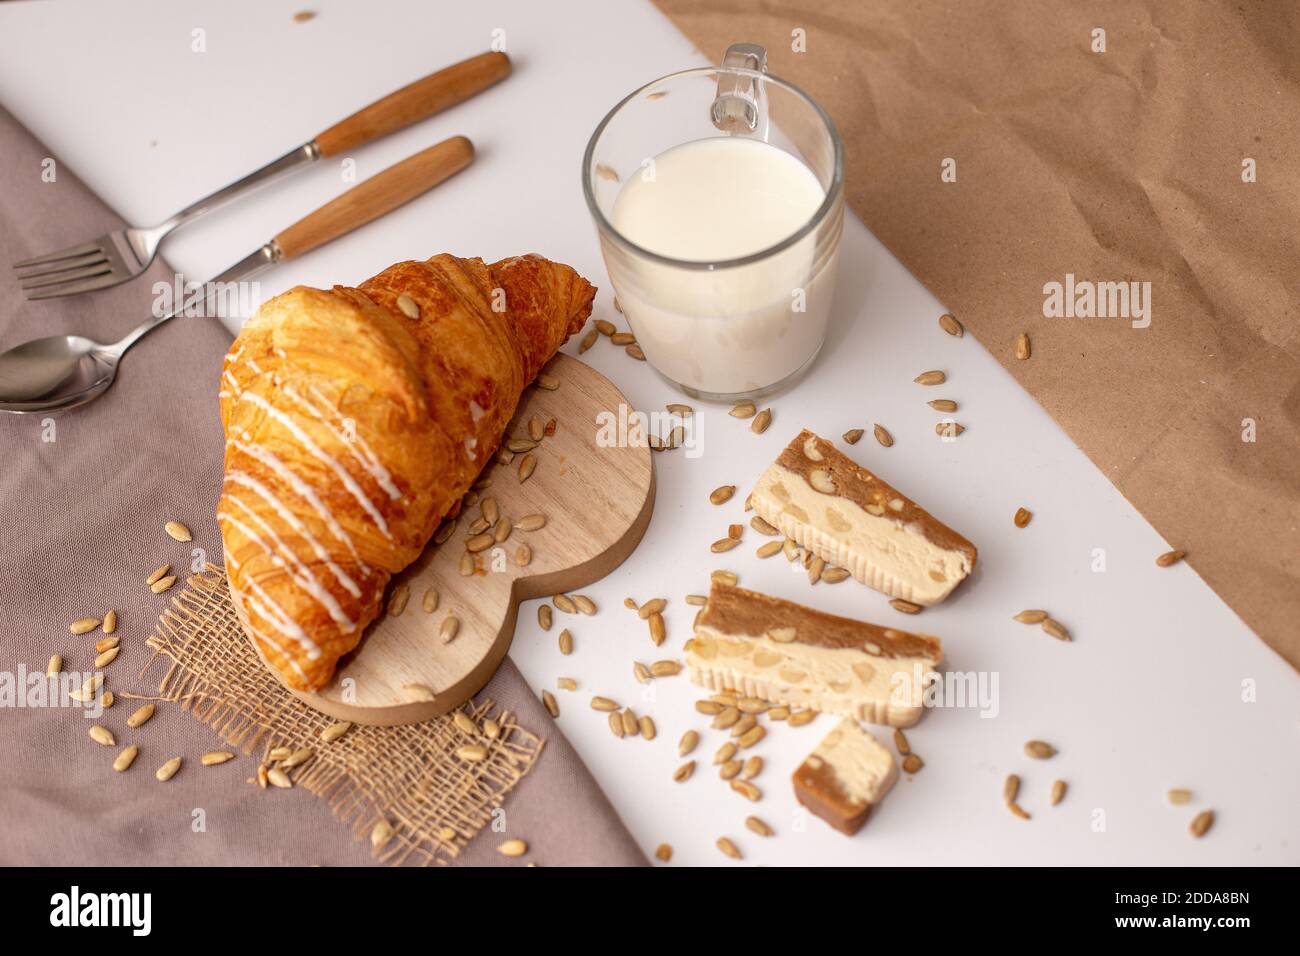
[655,0,1300,668]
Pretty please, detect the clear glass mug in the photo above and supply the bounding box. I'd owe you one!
[583,44,844,401]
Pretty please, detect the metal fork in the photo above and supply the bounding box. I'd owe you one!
[12,50,509,300]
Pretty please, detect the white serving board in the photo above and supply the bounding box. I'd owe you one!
[0,0,1294,867]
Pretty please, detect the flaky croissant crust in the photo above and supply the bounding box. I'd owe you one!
[218,254,594,690]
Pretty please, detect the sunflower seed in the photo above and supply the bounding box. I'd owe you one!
[711,569,738,586]
[94,647,119,668]
[538,604,553,630]
[666,403,693,416]
[403,683,436,702]
[573,594,597,615]
[685,593,707,606]
[456,745,488,763]
[320,721,352,743]
[638,715,657,740]
[1004,774,1021,804]
[788,709,817,727]
[535,374,560,390]
[709,484,736,506]
[807,555,825,584]
[542,690,559,718]
[719,759,742,780]
[610,331,636,345]
[127,704,155,728]
[1014,609,1049,624]
[1189,810,1214,838]
[716,836,742,859]
[146,564,171,586]
[595,319,616,336]
[1025,740,1057,759]
[518,453,537,482]
[768,706,790,721]
[465,532,494,553]
[558,629,573,655]
[731,780,762,802]
[695,700,724,716]
[927,399,958,412]
[711,536,741,553]
[553,593,577,614]
[151,575,178,594]
[747,408,771,434]
[894,728,911,755]
[890,598,922,615]
[89,725,115,746]
[712,707,741,730]
[1014,332,1031,360]
[113,745,139,772]
[164,520,192,542]
[70,617,100,635]
[267,768,293,788]
[155,757,182,782]
[269,747,292,761]
[1156,549,1187,567]
[742,756,763,780]
[556,677,578,692]
[577,328,599,353]
[419,588,439,614]
[440,616,460,644]
[678,730,699,757]
[370,818,395,851]
[46,653,61,677]
[387,583,410,616]
[654,843,672,862]
[435,519,458,544]
[389,292,419,319]
[626,344,646,360]
[939,312,964,337]
[1008,802,1031,820]
[1051,779,1067,806]
[753,540,782,559]
[902,754,924,773]
[608,711,625,738]
[257,766,268,788]
[1167,788,1193,805]
[459,552,476,577]
[506,438,536,454]
[936,421,965,438]
[1041,618,1071,641]
[729,401,756,419]
[483,720,501,740]
[673,760,696,782]
[101,692,115,708]
[730,715,757,739]
[738,725,766,749]
[517,513,547,532]
[648,612,666,646]
[840,428,864,446]
[636,598,666,619]
[914,370,946,385]
[1014,507,1033,528]
[497,837,528,857]
[621,708,639,737]
[590,696,619,712]
[870,423,894,448]
[201,751,234,766]
[70,674,103,702]
[280,748,313,769]
[650,660,681,677]
[95,635,120,653]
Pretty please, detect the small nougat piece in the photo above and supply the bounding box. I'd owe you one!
[685,583,942,727]
[750,430,977,605]
[793,718,898,835]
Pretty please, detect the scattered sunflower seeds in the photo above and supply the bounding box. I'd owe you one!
[1013,609,1049,624]
[1189,809,1215,838]
[710,484,736,505]
[542,690,559,718]
[678,730,699,757]
[716,837,742,859]
[842,428,864,445]
[1167,788,1193,805]
[1041,618,1071,642]
[538,604,553,630]
[127,704,155,728]
[654,843,672,862]
[112,745,139,772]
[558,629,573,655]
[890,598,922,615]
[164,520,192,542]
[1014,507,1033,528]
[939,312,964,337]
[320,721,352,743]
[1025,740,1057,759]
[745,816,774,837]
[751,408,772,434]
[1051,779,1067,806]
[873,423,894,447]
[914,370,946,386]
[672,760,695,782]
[70,617,100,635]
[1156,549,1187,567]
[89,725,115,747]
[927,399,958,412]
[1014,332,1031,360]
[155,757,183,782]
[201,751,234,766]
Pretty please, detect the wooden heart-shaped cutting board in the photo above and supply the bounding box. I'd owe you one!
[236,353,654,725]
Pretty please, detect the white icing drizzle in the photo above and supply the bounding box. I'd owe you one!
[238,391,392,539]
[284,383,401,501]
[218,514,322,661]
[222,493,357,631]
[222,369,240,393]
[225,470,361,598]
[469,400,486,423]
[240,594,310,681]
[231,438,371,574]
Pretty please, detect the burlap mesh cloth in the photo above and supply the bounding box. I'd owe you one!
[144,566,542,866]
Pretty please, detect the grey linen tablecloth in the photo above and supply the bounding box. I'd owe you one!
[0,105,646,867]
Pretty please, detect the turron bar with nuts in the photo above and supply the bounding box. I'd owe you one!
[793,718,898,835]
[749,430,977,605]
[685,583,943,727]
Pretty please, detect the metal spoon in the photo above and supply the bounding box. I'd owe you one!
[0,135,474,413]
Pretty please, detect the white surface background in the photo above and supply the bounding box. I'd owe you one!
[0,0,1295,866]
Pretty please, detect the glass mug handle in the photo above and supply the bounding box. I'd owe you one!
[712,42,769,137]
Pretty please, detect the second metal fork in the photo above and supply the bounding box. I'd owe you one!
[12,51,510,299]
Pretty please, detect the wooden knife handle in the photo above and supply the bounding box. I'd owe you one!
[313,52,509,157]
[274,136,474,259]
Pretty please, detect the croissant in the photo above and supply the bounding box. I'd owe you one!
[218,254,595,691]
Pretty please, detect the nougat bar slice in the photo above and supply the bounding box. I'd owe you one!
[793,718,898,835]
[685,583,942,727]
[750,430,977,605]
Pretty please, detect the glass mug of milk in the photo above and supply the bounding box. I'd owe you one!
[583,43,844,400]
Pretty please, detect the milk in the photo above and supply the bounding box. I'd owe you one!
[608,136,836,396]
